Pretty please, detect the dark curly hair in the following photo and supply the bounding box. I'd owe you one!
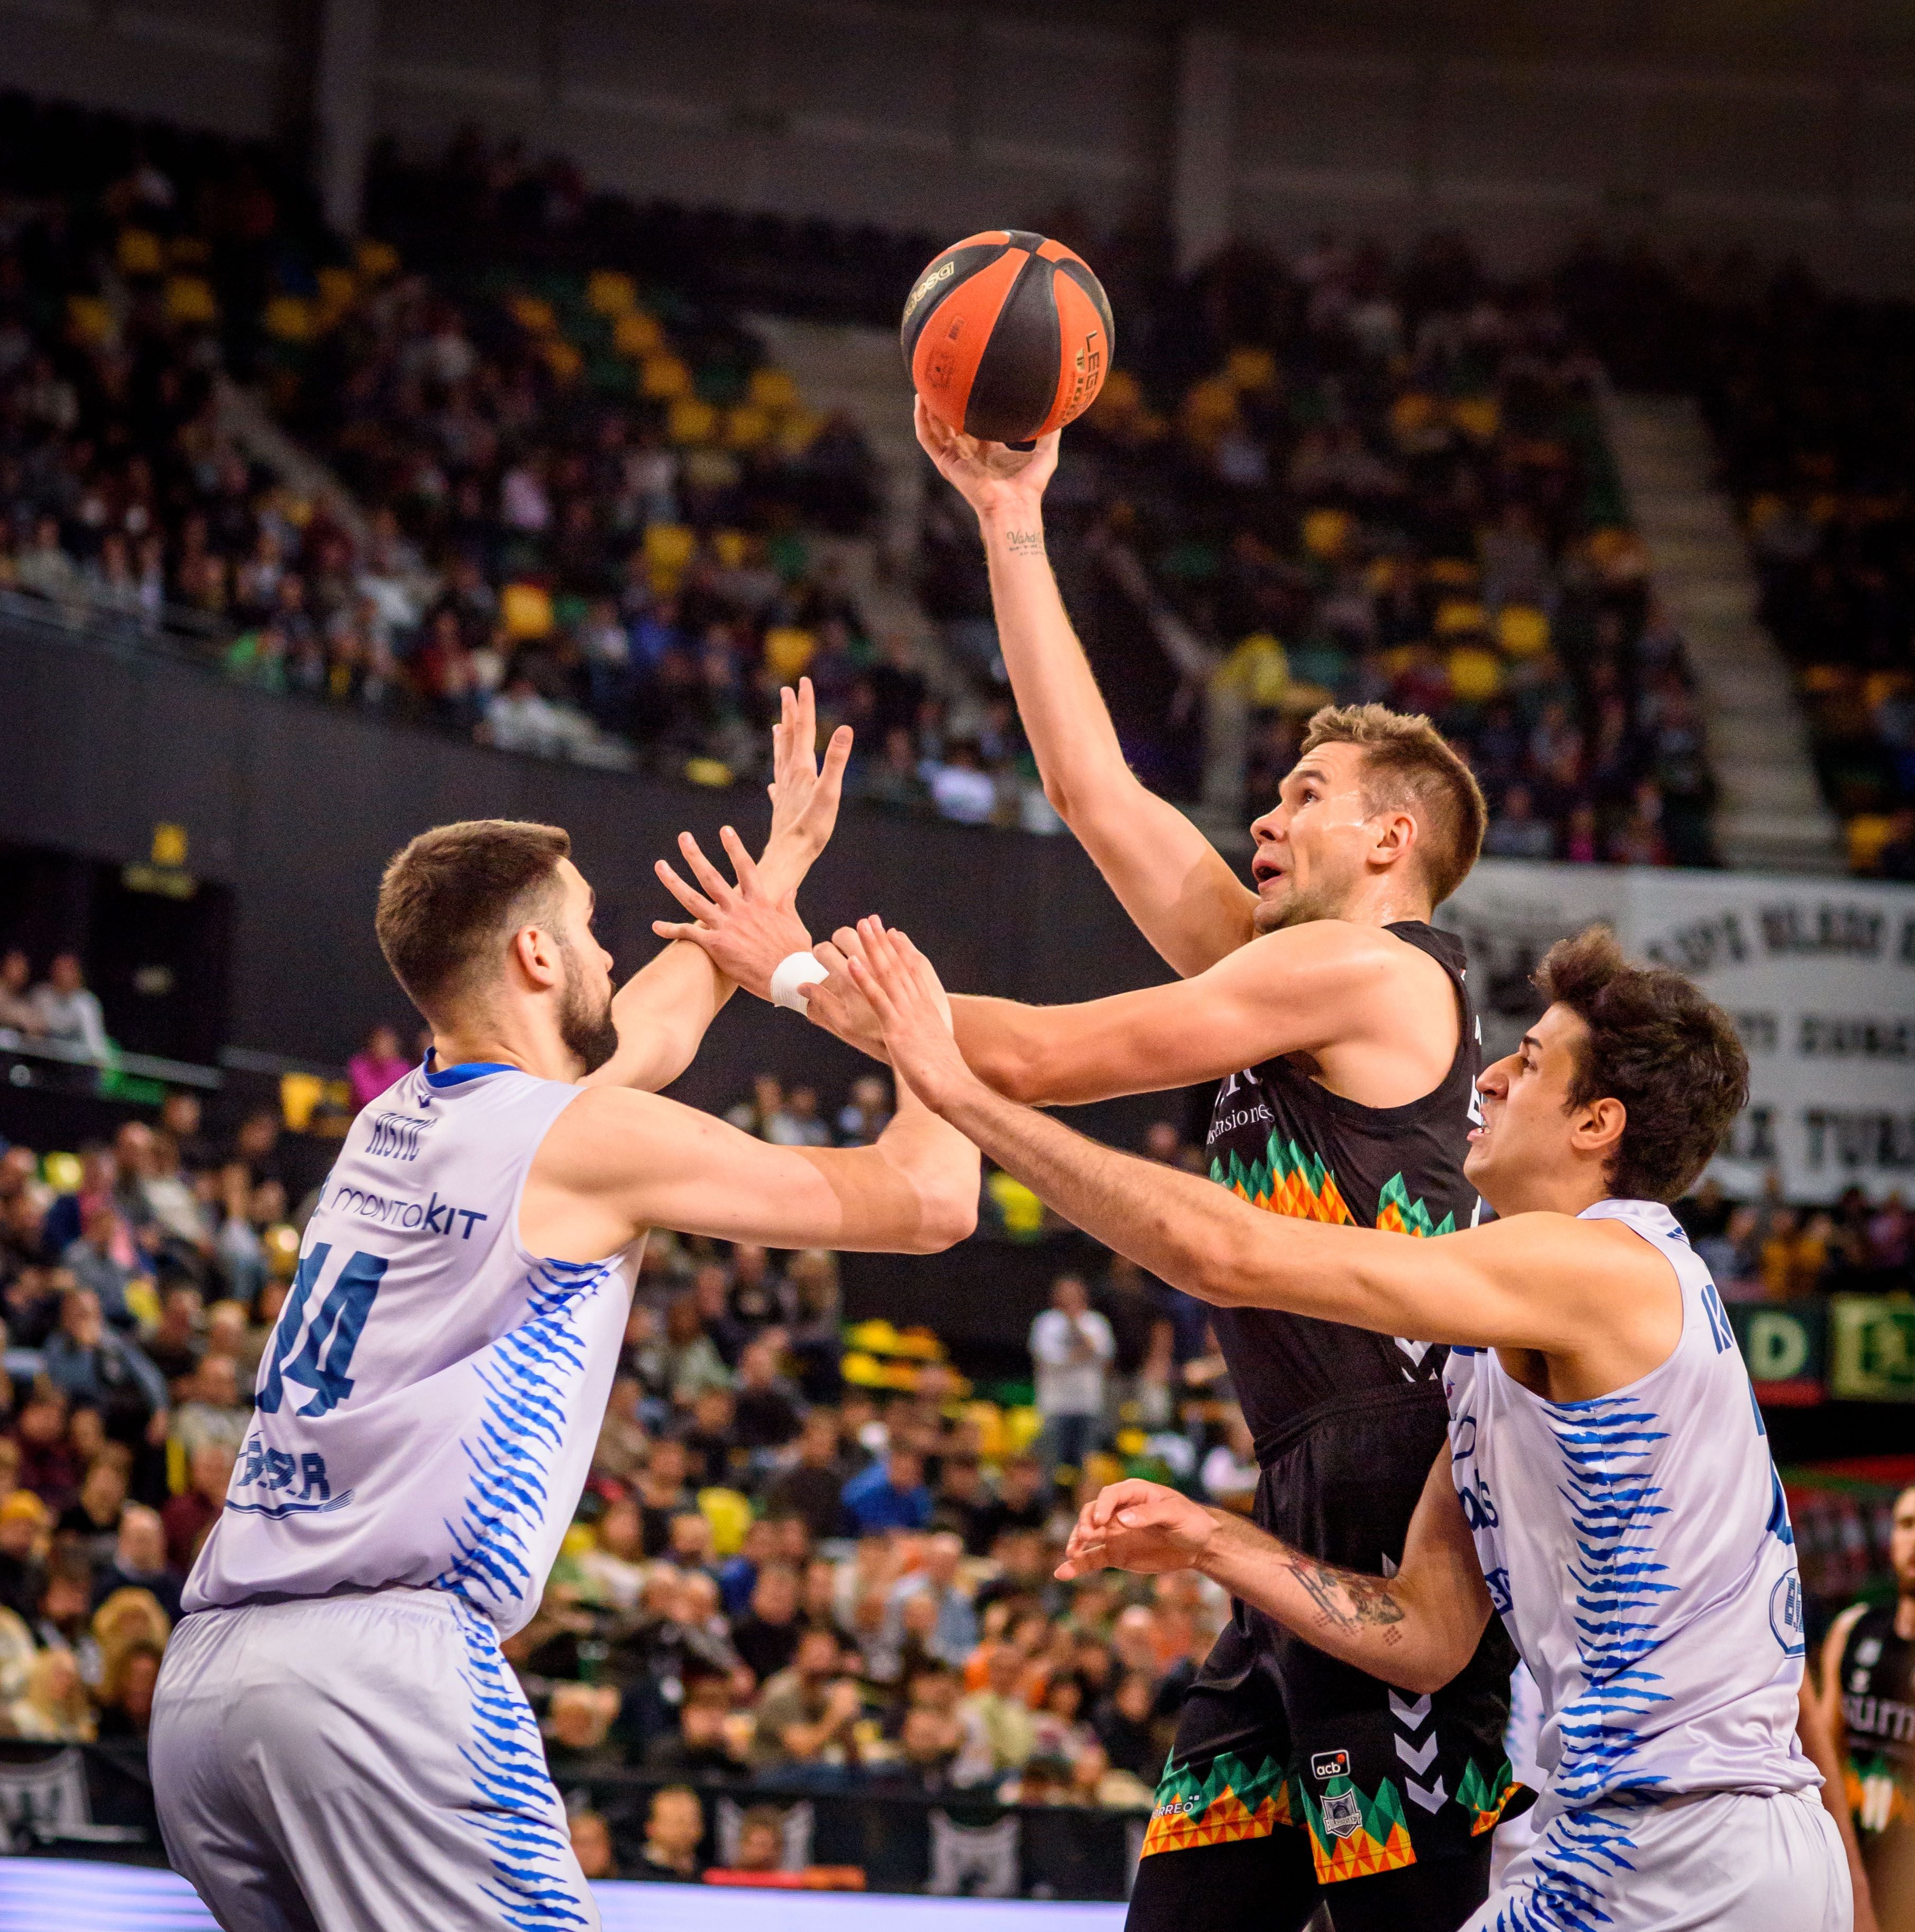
[1534,926,1749,1203]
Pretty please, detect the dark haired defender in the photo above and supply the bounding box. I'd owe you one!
[147,694,979,1932]
[844,918,1849,1932]
[663,417,1511,1928]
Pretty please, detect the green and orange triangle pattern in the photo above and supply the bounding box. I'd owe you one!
[1212,1133,1356,1226]
[1298,1774,1417,1884]
[1375,1172,1457,1240]
[1457,1755,1525,1836]
[1140,1750,1295,1858]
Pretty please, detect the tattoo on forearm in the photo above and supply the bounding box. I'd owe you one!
[1280,1554,1407,1638]
[1004,528,1044,557]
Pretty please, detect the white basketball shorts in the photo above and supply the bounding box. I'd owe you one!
[1470,1785,1850,1932]
[150,1587,599,1932]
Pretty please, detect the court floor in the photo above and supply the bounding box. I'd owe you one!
[0,1858,1130,1931]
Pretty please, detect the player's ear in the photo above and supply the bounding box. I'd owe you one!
[508,922,563,990]
[1371,807,1419,869]
[1570,1094,1626,1169]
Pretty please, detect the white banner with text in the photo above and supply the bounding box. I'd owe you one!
[1439,862,1915,1203]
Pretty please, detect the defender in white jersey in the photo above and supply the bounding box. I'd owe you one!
[152,690,980,1932]
[822,916,1852,1928]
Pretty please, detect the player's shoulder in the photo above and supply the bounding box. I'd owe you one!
[1231,918,1449,998]
[534,1082,706,1176]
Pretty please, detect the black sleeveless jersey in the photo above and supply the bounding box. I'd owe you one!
[1837,1603,1915,1856]
[1203,921,1481,1464]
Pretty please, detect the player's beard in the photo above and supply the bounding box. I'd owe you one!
[1252,877,1349,933]
[556,936,621,1075]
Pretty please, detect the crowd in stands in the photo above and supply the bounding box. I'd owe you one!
[0,96,1025,824]
[1678,1177,1913,1302]
[1556,242,1915,878]
[1,97,1724,861]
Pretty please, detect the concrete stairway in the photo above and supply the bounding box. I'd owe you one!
[744,313,959,693]
[1604,393,1842,873]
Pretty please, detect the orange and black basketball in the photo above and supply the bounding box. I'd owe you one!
[901,230,1114,445]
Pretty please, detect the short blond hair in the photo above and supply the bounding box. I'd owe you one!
[1299,703,1487,906]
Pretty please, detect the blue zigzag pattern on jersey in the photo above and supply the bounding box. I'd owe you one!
[433,1258,608,1616]
[1546,1393,1676,1804]
[1491,1805,1639,1932]
[449,1599,591,1928]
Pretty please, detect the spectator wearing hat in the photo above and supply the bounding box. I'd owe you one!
[0,1488,49,1620]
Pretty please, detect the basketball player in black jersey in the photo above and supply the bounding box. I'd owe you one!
[655,411,1516,1931]
[1823,1483,1915,1927]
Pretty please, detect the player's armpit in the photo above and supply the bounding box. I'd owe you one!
[521,1084,979,1261]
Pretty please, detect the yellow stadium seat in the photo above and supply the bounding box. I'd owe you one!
[355,238,399,280]
[725,404,772,449]
[1451,396,1500,440]
[263,295,315,343]
[1848,814,1897,872]
[1448,644,1504,702]
[586,270,638,318]
[501,581,556,640]
[698,1487,753,1557]
[642,354,693,400]
[1435,599,1487,637]
[668,396,718,445]
[117,229,164,276]
[65,295,114,346]
[508,294,558,337]
[1497,604,1550,658]
[164,276,219,327]
[1301,509,1351,561]
[615,311,666,358]
[1225,347,1277,392]
[747,366,800,412]
[764,626,817,679]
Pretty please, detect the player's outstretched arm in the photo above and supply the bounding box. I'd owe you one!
[1058,1457,1491,1695]
[661,873,1419,1108]
[524,956,977,1260]
[845,917,1669,1373]
[591,680,850,1091]
[917,399,1257,979]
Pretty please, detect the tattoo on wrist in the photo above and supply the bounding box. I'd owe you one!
[1003,527,1045,558]
[1280,1554,1407,1635]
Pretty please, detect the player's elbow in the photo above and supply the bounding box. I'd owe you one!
[910,1179,979,1254]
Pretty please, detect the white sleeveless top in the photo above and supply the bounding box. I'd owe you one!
[1441,1198,1814,1812]
[185,1059,639,1636]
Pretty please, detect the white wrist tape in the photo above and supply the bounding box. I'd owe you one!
[770,950,829,1013]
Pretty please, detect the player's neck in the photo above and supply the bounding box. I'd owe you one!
[1480,1167,1610,1221]
[1332,875,1433,930]
[430,1009,581,1084]
[1897,1592,1914,1641]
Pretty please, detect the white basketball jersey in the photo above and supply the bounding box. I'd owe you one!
[1442,1198,1815,1812]
[185,1059,638,1637]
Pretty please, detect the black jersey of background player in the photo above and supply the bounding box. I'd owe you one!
[1203,921,1480,1457]
[1838,1604,1915,1857]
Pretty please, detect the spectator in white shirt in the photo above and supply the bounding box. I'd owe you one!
[30,954,108,1061]
[1028,1275,1115,1479]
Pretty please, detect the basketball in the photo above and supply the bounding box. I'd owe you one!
[901,229,1114,444]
